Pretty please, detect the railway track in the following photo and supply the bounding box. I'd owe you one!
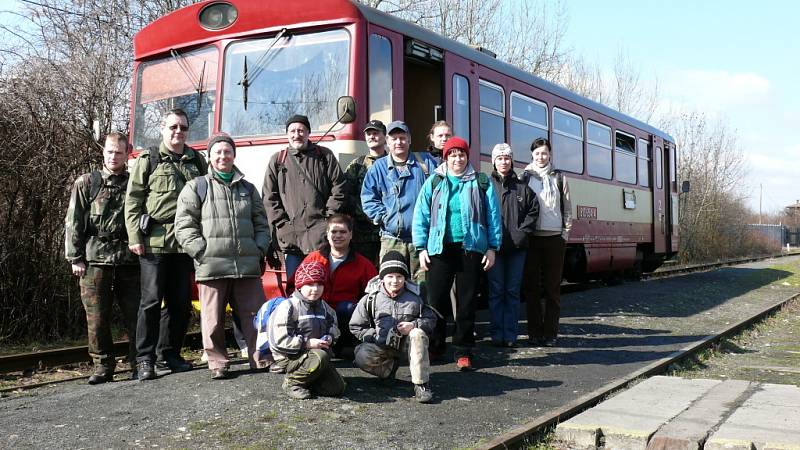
[2,252,796,395]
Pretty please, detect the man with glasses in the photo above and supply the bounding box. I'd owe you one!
[125,108,207,380]
[263,114,346,279]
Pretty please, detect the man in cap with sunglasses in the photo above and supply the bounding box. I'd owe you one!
[343,120,388,264]
[125,108,207,380]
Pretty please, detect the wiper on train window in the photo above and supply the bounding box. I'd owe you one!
[238,28,290,110]
[169,49,206,109]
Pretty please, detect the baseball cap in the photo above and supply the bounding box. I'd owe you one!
[386,120,410,135]
[363,120,387,134]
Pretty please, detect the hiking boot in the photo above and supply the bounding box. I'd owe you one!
[414,383,434,403]
[156,356,193,373]
[211,367,231,380]
[87,366,114,385]
[137,360,156,381]
[282,379,311,400]
[456,356,473,371]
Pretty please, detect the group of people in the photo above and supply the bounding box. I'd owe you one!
[64,108,571,404]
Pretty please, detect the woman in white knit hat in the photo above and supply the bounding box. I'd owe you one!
[487,143,539,347]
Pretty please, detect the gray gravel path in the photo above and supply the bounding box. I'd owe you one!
[2,256,798,449]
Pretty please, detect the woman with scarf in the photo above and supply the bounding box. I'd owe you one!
[521,138,572,347]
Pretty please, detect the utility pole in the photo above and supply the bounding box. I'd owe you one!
[759,183,762,224]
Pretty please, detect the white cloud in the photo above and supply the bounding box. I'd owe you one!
[660,69,772,115]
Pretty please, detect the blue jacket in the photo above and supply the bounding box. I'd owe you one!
[361,152,438,242]
[412,163,502,256]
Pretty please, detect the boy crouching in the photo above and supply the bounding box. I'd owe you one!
[349,251,437,403]
[268,261,346,399]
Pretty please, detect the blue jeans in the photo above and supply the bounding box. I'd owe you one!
[486,248,526,343]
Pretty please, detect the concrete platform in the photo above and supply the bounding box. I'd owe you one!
[555,376,800,450]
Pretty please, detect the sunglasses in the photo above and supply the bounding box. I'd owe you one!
[168,124,189,131]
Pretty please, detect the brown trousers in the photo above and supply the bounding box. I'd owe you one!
[523,235,565,339]
[198,278,265,370]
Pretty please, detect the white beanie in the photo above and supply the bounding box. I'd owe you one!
[492,143,513,165]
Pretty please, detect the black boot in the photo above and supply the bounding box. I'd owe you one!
[137,360,156,381]
[88,365,114,385]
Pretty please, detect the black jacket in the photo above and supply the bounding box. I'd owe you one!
[490,170,539,251]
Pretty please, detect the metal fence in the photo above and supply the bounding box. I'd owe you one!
[747,224,800,248]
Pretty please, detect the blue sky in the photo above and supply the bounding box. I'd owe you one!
[557,0,800,214]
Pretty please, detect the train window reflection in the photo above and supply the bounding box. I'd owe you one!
[552,108,583,174]
[369,34,392,124]
[510,93,547,162]
[221,29,350,137]
[638,138,650,187]
[587,121,612,179]
[615,131,636,184]
[453,74,470,142]
[479,80,505,156]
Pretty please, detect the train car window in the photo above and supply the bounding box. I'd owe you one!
[221,29,351,137]
[369,34,392,124]
[134,46,218,149]
[552,108,583,174]
[670,145,677,189]
[479,79,505,156]
[615,131,636,184]
[510,92,547,162]
[656,146,663,189]
[453,74,470,143]
[587,121,612,179]
[637,138,650,187]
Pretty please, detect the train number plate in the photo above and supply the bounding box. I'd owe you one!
[577,205,597,220]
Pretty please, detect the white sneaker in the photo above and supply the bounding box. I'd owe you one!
[200,351,208,363]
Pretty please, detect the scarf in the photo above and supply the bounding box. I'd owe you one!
[527,162,558,210]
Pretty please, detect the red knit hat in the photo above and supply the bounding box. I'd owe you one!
[294,261,326,290]
[442,136,469,160]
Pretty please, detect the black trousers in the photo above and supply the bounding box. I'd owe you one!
[523,235,565,339]
[136,253,193,363]
[427,244,483,358]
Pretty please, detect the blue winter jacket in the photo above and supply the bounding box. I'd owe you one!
[412,163,502,256]
[361,152,438,242]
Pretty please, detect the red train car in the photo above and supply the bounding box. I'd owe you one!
[131,0,679,287]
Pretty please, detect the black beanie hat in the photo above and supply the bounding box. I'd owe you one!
[379,250,410,279]
[207,132,236,156]
[285,114,311,132]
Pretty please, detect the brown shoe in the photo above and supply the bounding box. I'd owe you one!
[88,365,114,385]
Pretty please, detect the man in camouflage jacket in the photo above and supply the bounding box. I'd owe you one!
[124,108,207,380]
[343,120,387,265]
[65,132,139,384]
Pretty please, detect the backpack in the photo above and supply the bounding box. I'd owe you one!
[430,171,490,193]
[253,296,290,353]
[193,175,255,204]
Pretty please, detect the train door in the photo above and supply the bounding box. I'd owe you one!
[402,38,444,143]
[665,142,679,255]
[366,25,404,123]
[443,52,478,158]
[651,136,667,255]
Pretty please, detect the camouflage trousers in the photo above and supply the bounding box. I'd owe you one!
[379,236,426,284]
[79,265,140,368]
[276,349,346,397]
[354,328,430,385]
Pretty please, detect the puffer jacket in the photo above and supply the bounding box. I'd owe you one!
[490,170,539,251]
[412,163,502,256]
[124,143,207,253]
[348,276,436,345]
[65,168,137,266]
[360,152,438,242]
[262,143,346,255]
[267,290,339,361]
[174,167,270,281]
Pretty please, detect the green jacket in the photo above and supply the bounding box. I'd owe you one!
[65,167,137,266]
[174,167,270,281]
[124,143,207,254]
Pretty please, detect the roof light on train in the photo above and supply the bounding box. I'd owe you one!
[198,2,238,31]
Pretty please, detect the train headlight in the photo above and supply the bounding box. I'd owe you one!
[198,2,238,31]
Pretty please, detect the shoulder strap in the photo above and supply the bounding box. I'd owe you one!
[476,172,490,192]
[413,153,429,176]
[195,176,209,204]
[431,173,444,191]
[86,170,103,203]
[367,291,378,329]
[146,146,161,180]
[356,154,367,167]
[276,148,288,168]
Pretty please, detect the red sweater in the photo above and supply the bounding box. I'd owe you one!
[302,246,377,309]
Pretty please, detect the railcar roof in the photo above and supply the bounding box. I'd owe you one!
[352,2,674,143]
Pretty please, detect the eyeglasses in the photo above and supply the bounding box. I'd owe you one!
[168,124,189,131]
